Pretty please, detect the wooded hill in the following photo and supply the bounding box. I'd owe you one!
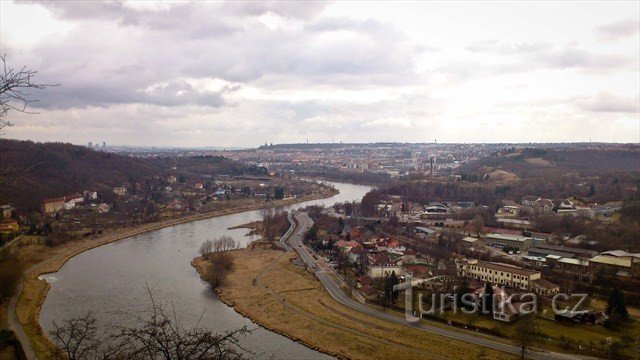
[461,147,640,176]
[0,139,267,212]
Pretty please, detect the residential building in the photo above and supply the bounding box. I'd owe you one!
[1,204,14,218]
[457,259,541,290]
[0,219,19,233]
[43,197,65,215]
[531,278,560,296]
[368,254,402,278]
[522,196,554,213]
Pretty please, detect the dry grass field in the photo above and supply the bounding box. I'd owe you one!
[195,245,515,360]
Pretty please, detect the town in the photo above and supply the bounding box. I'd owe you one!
[1,1,638,359]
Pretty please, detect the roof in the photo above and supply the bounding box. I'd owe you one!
[600,250,640,259]
[414,226,436,234]
[558,258,589,266]
[403,264,431,276]
[497,218,532,225]
[590,255,632,268]
[462,236,479,243]
[527,247,576,259]
[534,198,554,207]
[532,278,559,289]
[522,255,546,262]
[485,233,530,242]
[349,247,365,255]
[534,244,598,257]
[468,260,540,277]
[369,254,399,267]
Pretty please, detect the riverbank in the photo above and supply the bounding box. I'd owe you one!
[9,185,339,358]
[193,245,511,360]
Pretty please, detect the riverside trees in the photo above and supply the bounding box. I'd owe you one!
[199,236,238,289]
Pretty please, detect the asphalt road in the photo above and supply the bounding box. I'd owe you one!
[286,212,584,360]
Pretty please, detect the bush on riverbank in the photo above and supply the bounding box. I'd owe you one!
[200,237,238,289]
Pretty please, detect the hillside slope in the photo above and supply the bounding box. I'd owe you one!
[0,140,165,211]
[0,140,268,212]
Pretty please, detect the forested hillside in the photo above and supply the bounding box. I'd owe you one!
[0,140,267,211]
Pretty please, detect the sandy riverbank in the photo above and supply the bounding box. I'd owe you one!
[193,245,510,360]
[12,186,338,358]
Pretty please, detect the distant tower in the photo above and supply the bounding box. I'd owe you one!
[429,157,435,177]
[88,141,92,148]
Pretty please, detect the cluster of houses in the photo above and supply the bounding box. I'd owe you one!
[42,191,104,215]
[496,195,622,220]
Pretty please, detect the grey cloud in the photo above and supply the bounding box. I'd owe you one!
[33,75,226,109]
[596,18,640,41]
[18,2,420,109]
[442,41,635,80]
[29,1,329,35]
[577,92,640,113]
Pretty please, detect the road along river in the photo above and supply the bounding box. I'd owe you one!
[39,181,371,360]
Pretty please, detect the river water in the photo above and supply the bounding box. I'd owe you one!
[39,181,371,359]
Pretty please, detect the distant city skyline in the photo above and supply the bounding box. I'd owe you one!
[1,1,638,146]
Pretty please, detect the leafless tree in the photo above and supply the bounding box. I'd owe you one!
[200,239,213,256]
[0,54,57,134]
[50,313,99,360]
[50,288,252,359]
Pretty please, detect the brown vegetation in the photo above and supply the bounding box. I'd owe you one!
[199,237,238,289]
[194,244,512,360]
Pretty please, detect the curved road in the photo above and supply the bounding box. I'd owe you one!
[287,212,584,360]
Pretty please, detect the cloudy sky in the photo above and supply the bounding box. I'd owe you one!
[1,1,639,147]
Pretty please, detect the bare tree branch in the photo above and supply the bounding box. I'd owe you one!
[0,54,58,134]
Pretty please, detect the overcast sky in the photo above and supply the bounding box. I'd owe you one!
[1,1,639,147]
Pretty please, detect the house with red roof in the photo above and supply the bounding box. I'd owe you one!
[368,253,402,278]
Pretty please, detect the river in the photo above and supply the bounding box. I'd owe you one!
[39,181,371,359]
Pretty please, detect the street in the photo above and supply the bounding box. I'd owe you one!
[285,212,584,360]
